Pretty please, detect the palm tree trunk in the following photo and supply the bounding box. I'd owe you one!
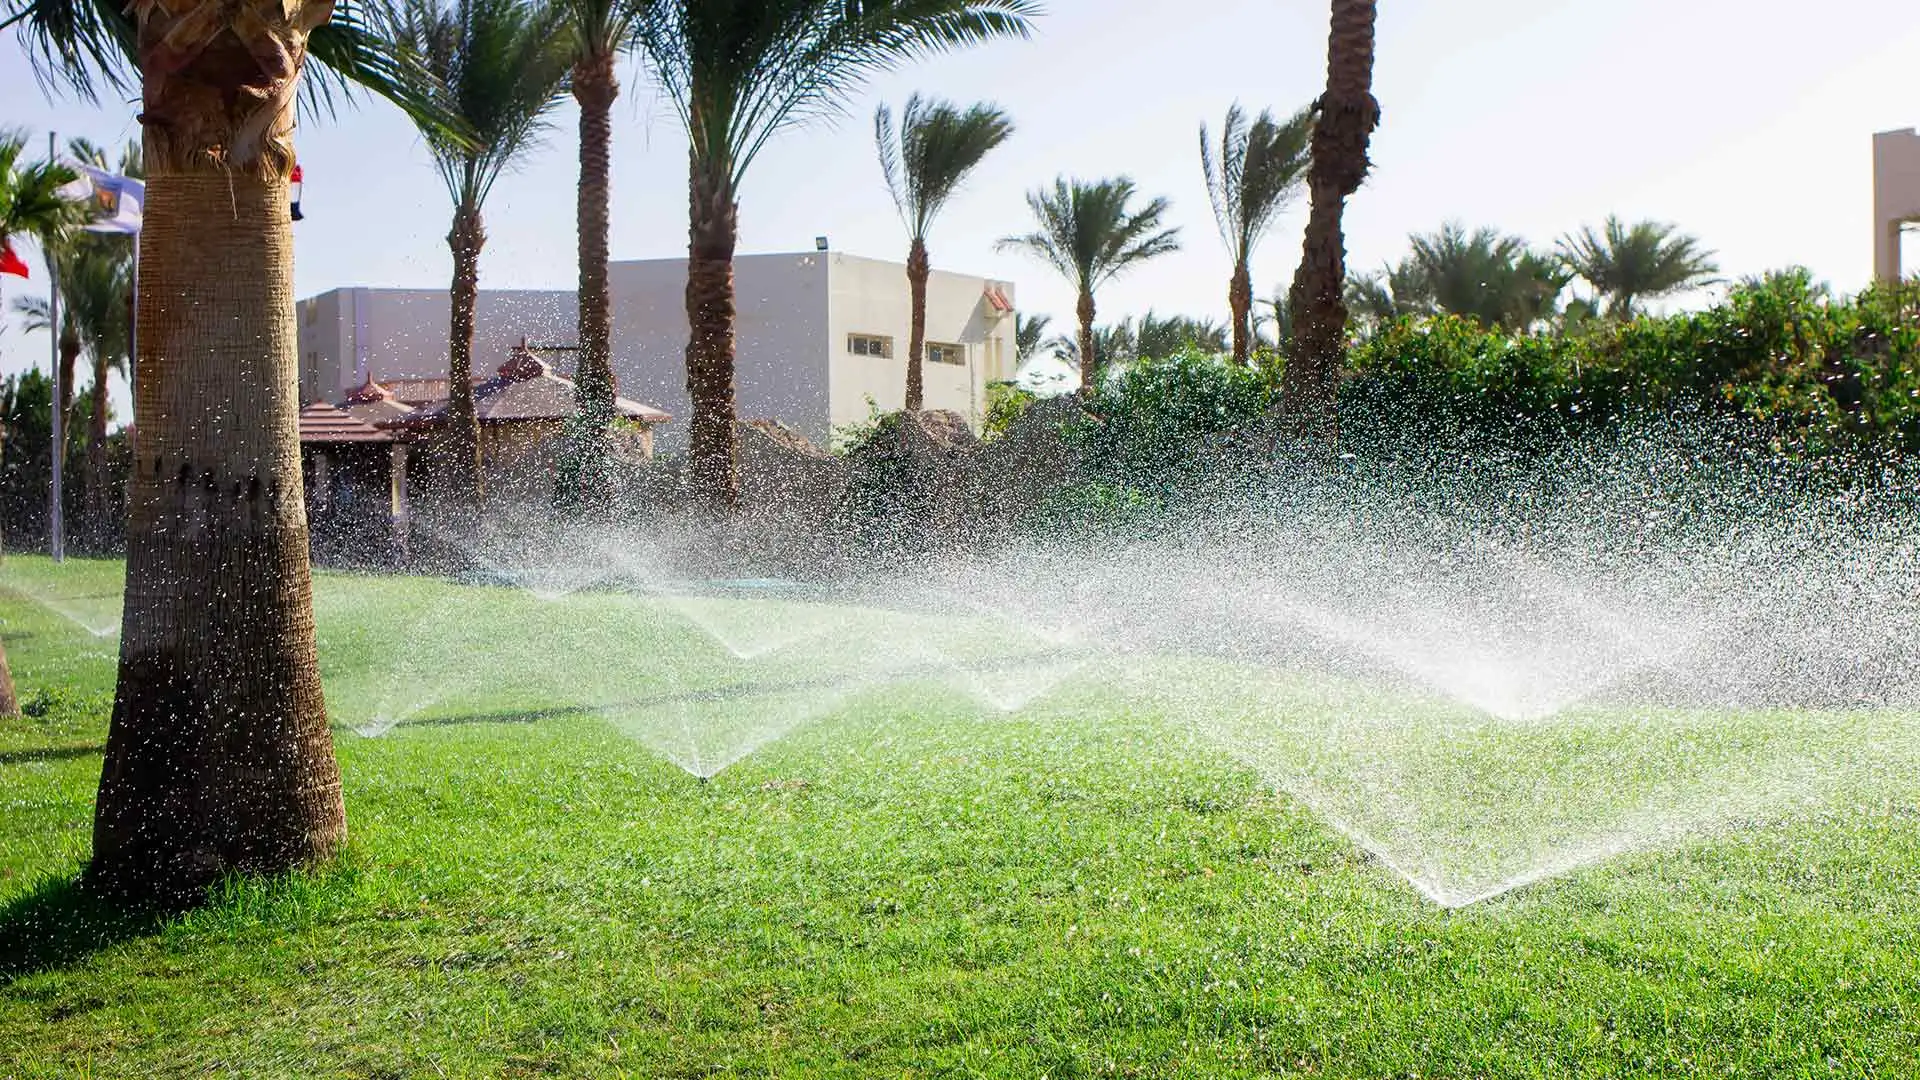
[565,51,618,510]
[92,170,343,904]
[1280,0,1380,444]
[57,326,80,461]
[904,239,931,412]
[0,639,17,717]
[1076,288,1097,393]
[85,348,111,549]
[685,154,739,511]
[1229,261,1254,366]
[444,202,486,507]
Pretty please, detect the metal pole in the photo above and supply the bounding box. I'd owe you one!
[47,131,64,564]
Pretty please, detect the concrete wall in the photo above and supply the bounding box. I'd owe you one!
[824,253,1015,441]
[606,253,832,450]
[295,251,1017,450]
[1874,129,1920,283]
[296,287,576,402]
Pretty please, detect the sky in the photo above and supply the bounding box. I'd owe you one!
[4,0,1920,415]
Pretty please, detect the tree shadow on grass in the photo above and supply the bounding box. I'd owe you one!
[0,874,166,983]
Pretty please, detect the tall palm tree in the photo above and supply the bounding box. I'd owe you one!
[389,0,571,508]
[1279,0,1379,443]
[9,0,459,903]
[556,0,643,511]
[875,93,1014,412]
[1557,216,1719,319]
[1200,104,1311,366]
[997,177,1180,392]
[12,239,128,466]
[632,0,1038,511]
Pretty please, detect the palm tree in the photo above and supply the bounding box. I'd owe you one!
[67,138,142,547]
[1558,216,1719,319]
[388,0,571,508]
[1200,104,1311,366]
[875,94,1014,412]
[998,177,1181,393]
[1014,311,1052,362]
[10,0,459,903]
[12,239,128,471]
[1279,0,1380,443]
[1119,310,1229,362]
[1399,223,1566,330]
[556,0,643,511]
[633,0,1038,511]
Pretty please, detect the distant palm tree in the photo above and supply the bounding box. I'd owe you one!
[1200,104,1311,365]
[1400,223,1567,330]
[633,0,1038,511]
[556,0,644,509]
[1280,0,1380,442]
[1134,310,1228,361]
[66,140,141,544]
[1014,311,1052,362]
[876,94,1014,412]
[1557,216,1719,319]
[389,0,571,507]
[12,239,128,474]
[998,177,1181,392]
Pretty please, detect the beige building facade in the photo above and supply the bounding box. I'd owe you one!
[1873,128,1920,283]
[297,251,1018,450]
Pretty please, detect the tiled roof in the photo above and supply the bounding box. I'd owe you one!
[299,402,397,444]
[388,345,672,429]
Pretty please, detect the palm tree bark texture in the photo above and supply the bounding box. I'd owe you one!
[685,151,739,511]
[90,0,344,904]
[571,49,618,484]
[1281,0,1380,443]
[1229,262,1254,366]
[1076,289,1097,392]
[444,201,487,506]
[904,238,931,411]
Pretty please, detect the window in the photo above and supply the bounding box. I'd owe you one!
[927,342,966,366]
[848,333,892,358]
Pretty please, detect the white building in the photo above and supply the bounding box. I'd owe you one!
[297,251,1019,449]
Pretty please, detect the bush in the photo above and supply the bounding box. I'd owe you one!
[1072,350,1274,486]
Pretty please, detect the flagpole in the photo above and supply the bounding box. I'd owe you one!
[47,131,64,565]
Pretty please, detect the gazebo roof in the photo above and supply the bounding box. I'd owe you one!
[299,402,398,444]
[387,343,673,429]
[338,379,419,426]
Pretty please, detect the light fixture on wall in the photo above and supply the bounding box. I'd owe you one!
[815,236,829,252]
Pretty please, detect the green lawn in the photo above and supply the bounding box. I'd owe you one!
[3,556,1919,1078]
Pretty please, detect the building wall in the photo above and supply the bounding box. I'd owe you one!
[606,253,833,450]
[823,253,1016,442]
[1874,129,1920,283]
[295,251,1016,450]
[297,287,576,402]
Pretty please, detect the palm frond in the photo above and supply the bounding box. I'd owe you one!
[637,0,1037,191]
[997,175,1181,295]
[877,92,1013,240]
[383,0,571,208]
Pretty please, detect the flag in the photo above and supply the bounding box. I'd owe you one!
[290,163,304,221]
[62,162,144,235]
[0,238,28,279]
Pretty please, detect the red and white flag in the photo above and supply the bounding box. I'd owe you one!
[0,237,29,279]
